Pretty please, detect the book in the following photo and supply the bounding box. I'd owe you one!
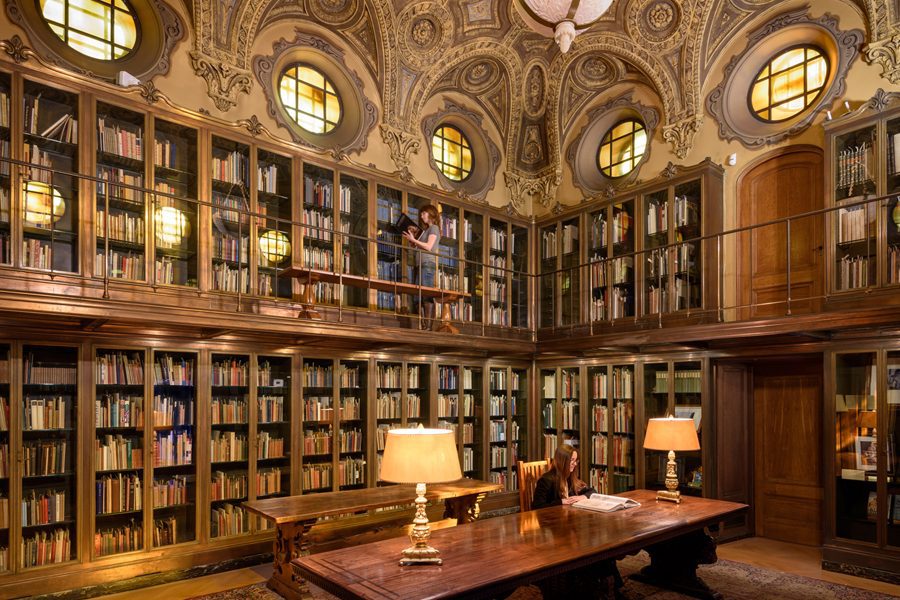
[571,493,640,513]
[867,491,877,520]
[391,212,419,236]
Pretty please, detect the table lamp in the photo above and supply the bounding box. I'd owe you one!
[379,425,462,565]
[643,416,700,503]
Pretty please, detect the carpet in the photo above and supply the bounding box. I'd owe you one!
[186,553,898,599]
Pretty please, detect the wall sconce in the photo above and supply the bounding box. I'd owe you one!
[23,181,65,226]
[259,229,291,265]
[155,205,190,248]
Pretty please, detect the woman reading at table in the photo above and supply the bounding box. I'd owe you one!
[402,204,440,329]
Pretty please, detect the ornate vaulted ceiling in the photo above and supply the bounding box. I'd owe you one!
[186,0,896,206]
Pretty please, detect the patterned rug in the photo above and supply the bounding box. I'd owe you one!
[186,553,898,599]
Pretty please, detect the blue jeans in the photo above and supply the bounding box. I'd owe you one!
[414,264,436,312]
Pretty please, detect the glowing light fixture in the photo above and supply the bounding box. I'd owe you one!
[23,181,66,226]
[515,0,613,53]
[155,205,190,248]
[259,229,291,265]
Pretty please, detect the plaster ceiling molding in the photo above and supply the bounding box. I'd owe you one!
[307,0,364,26]
[421,100,502,201]
[698,0,783,79]
[380,123,422,181]
[458,0,505,34]
[504,169,561,210]
[625,0,683,51]
[522,60,549,118]
[252,30,378,155]
[396,2,455,71]
[706,8,864,149]
[513,0,614,53]
[428,57,511,137]
[566,92,660,196]
[6,0,185,82]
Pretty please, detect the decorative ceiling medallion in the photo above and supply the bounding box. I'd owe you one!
[308,0,362,26]
[397,2,454,70]
[522,61,547,118]
[460,0,502,33]
[572,54,618,89]
[462,60,501,94]
[627,0,682,49]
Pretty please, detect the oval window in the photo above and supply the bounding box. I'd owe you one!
[750,46,829,122]
[432,125,473,182]
[597,119,647,178]
[40,0,138,60]
[278,64,342,135]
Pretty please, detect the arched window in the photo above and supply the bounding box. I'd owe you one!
[432,125,472,181]
[40,0,138,60]
[597,119,647,178]
[750,46,828,122]
[278,64,342,135]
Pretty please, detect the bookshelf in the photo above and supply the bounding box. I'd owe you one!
[21,345,78,568]
[256,355,292,528]
[339,175,369,308]
[437,203,461,320]
[302,164,336,306]
[338,360,366,490]
[93,348,145,558]
[560,217,580,326]
[256,149,293,299]
[151,350,196,547]
[0,72,10,265]
[539,224,557,328]
[375,185,402,312]
[0,345,9,571]
[540,367,580,459]
[488,367,509,490]
[152,119,198,287]
[642,189,667,315]
[588,365,609,494]
[464,212,483,324]
[589,207,607,321]
[437,365,482,478]
[210,136,251,294]
[610,365,635,493]
[510,225,529,329]
[95,102,147,282]
[23,80,80,273]
[209,354,250,538]
[301,358,334,493]
[375,361,402,481]
[488,218,508,328]
[610,199,635,320]
[406,362,430,427]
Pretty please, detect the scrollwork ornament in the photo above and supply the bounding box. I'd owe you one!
[380,124,421,174]
[551,201,564,215]
[865,88,900,112]
[0,35,31,63]
[865,34,900,84]
[239,115,265,137]
[662,115,703,160]
[661,162,679,179]
[190,51,252,112]
[137,81,162,105]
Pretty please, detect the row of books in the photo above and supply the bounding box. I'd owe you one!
[153,356,194,386]
[152,395,193,427]
[95,250,146,280]
[542,372,579,400]
[210,431,248,462]
[302,430,332,455]
[489,369,522,391]
[98,166,143,203]
[210,471,247,501]
[303,397,333,422]
[211,150,248,186]
[23,396,70,430]
[95,473,142,515]
[338,458,366,486]
[211,263,249,293]
[303,246,333,270]
[211,359,248,387]
[210,503,249,538]
[21,489,66,526]
[95,521,142,557]
[22,241,55,273]
[654,369,703,394]
[23,439,67,476]
[257,432,285,459]
[97,117,143,160]
[24,356,76,385]
[96,352,144,386]
[258,164,281,195]
[211,397,248,424]
[212,234,249,264]
[95,434,143,471]
[375,392,401,419]
[153,431,193,467]
[339,428,363,453]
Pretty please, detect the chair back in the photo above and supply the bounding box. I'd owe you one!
[517,458,551,512]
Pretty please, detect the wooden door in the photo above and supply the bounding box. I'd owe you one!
[738,147,823,318]
[753,358,823,546]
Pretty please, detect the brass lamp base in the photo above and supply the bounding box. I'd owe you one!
[399,545,443,566]
[400,482,443,566]
[656,489,682,503]
[657,449,683,504]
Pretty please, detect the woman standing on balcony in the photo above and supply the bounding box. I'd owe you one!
[403,204,440,329]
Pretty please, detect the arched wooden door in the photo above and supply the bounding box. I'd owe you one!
[737,146,824,318]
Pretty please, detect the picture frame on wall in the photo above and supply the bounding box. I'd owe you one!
[855,435,877,471]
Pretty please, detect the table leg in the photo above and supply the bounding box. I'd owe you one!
[443,492,487,524]
[630,530,720,599]
[269,519,317,600]
[298,279,322,320]
[433,298,459,335]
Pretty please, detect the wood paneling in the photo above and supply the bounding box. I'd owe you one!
[738,147,824,319]
[753,360,823,546]
[715,363,752,539]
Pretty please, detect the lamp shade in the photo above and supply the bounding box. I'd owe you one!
[643,417,700,451]
[380,428,462,484]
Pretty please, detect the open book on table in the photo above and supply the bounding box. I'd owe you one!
[572,494,640,513]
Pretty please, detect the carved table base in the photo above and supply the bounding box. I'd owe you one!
[270,519,316,600]
[629,529,720,599]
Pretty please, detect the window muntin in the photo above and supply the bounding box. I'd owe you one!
[278,64,341,135]
[750,46,828,122]
[431,125,472,181]
[40,0,137,60]
[597,119,647,178]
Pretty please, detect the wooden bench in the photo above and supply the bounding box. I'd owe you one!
[244,479,499,600]
[280,267,470,334]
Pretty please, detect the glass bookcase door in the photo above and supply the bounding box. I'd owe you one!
[21,345,78,567]
[611,200,635,319]
[540,224,557,328]
[151,351,196,547]
[488,218,508,328]
[674,361,702,495]
[94,349,145,558]
[302,165,336,306]
[375,361,402,481]
[674,181,702,311]
[209,354,250,538]
[437,364,459,443]
[437,204,461,323]
[833,126,877,292]
[886,351,900,548]
[488,368,509,489]
[588,366,608,494]
[511,225,529,329]
[339,175,368,308]
[611,365,635,493]
[256,355,291,529]
[152,119,198,287]
[643,362,669,489]
[643,190,668,315]
[541,368,557,458]
[23,80,80,273]
[256,149,293,298]
[301,358,334,494]
[211,136,250,294]
[511,367,528,489]
[560,367,580,450]
[375,185,402,312]
[338,360,366,490]
[887,117,900,286]
[406,362,430,427]
[0,346,7,570]
[464,212,483,324]
[95,102,147,282]
[0,72,9,264]
[589,208,608,322]
[560,218,580,326]
[463,367,483,479]
[834,352,877,544]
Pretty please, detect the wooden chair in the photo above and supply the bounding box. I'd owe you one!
[517,458,551,512]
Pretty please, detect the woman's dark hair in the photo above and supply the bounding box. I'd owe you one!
[419,204,440,226]
[551,444,587,498]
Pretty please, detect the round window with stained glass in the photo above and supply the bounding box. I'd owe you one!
[749,46,829,122]
[597,119,647,179]
[40,0,138,60]
[278,64,342,135]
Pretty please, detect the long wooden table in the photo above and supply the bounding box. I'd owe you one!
[244,479,500,599]
[293,490,748,600]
